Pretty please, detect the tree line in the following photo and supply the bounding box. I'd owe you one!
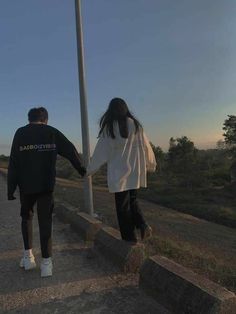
[149,115,236,190]
[0,115,235,190]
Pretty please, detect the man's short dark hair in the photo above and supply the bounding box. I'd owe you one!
[28,107,48,123]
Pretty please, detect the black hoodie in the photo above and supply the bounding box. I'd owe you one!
[8,124,84,197]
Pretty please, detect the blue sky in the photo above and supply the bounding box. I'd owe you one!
[0,0,236,155]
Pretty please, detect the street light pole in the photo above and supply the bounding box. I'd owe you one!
[74,0,94,215]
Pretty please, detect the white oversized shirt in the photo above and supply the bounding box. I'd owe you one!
[87,118,157,193]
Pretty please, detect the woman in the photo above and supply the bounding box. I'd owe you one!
[87,98,157,243]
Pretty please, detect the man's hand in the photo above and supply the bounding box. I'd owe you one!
[8,194,16,201]
[79,166,86,177]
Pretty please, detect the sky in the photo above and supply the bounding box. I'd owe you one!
[0,0,236,155]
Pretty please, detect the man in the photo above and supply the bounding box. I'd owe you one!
[8,107,86,277]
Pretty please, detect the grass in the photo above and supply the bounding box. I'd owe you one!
[145,236,236,293]
[91,170,236,228]
[54,177,236,293]
[138,181,236,228]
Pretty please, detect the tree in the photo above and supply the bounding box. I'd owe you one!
[150,143,165,174]
[166,136,199,188]
[223,115,236,183]
[216,139,227,150]
[223,115,236,157]
[223,115,236,146]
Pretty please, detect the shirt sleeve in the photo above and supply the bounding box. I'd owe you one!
[142,131,157,172]
[55,130,84,172]
[87,134,110,176]
[7,131,19,197]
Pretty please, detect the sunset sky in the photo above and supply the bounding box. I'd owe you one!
[0,0,236,155]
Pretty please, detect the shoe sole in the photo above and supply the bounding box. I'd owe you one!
[40,264,53,277]
[41,267,53,277]
[20,260,37,270]
[41,272,52,278]
[24,263,37,271]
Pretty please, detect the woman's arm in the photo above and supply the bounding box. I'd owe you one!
[87,135,110,176]
[142,131,157,172]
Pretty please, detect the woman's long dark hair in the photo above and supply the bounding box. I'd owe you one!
[98,98,142,139]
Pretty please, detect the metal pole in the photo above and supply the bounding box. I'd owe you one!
[75,0,94,215]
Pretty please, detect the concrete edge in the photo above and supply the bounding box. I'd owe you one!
[55,203,145,273]
[55,204,103,242]
[94,226,145,273]
[139,255,236,314]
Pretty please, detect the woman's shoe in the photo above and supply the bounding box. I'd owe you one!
[140,224,152,240]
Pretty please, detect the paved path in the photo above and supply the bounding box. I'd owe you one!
[0,175,170,314]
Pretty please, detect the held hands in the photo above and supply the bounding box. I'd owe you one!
[78,166,87,177]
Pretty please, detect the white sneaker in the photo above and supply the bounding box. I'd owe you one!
[40,258,53,277]
[20,255,36,270]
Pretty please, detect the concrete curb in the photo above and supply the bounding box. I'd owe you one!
[56,204,145,273]
[140,255,236,314]
[94,226,145,273]
[56,204,102,242]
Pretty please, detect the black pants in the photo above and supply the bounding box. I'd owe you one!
[20,192,54,258]
[114,189,146,241]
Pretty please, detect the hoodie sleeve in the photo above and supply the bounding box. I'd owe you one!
[7,131,19,197]
[142,131,157,172]
[87,134,110,176]
[55,130,84,173]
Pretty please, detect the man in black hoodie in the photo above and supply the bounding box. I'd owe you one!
[8,107,86,277]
